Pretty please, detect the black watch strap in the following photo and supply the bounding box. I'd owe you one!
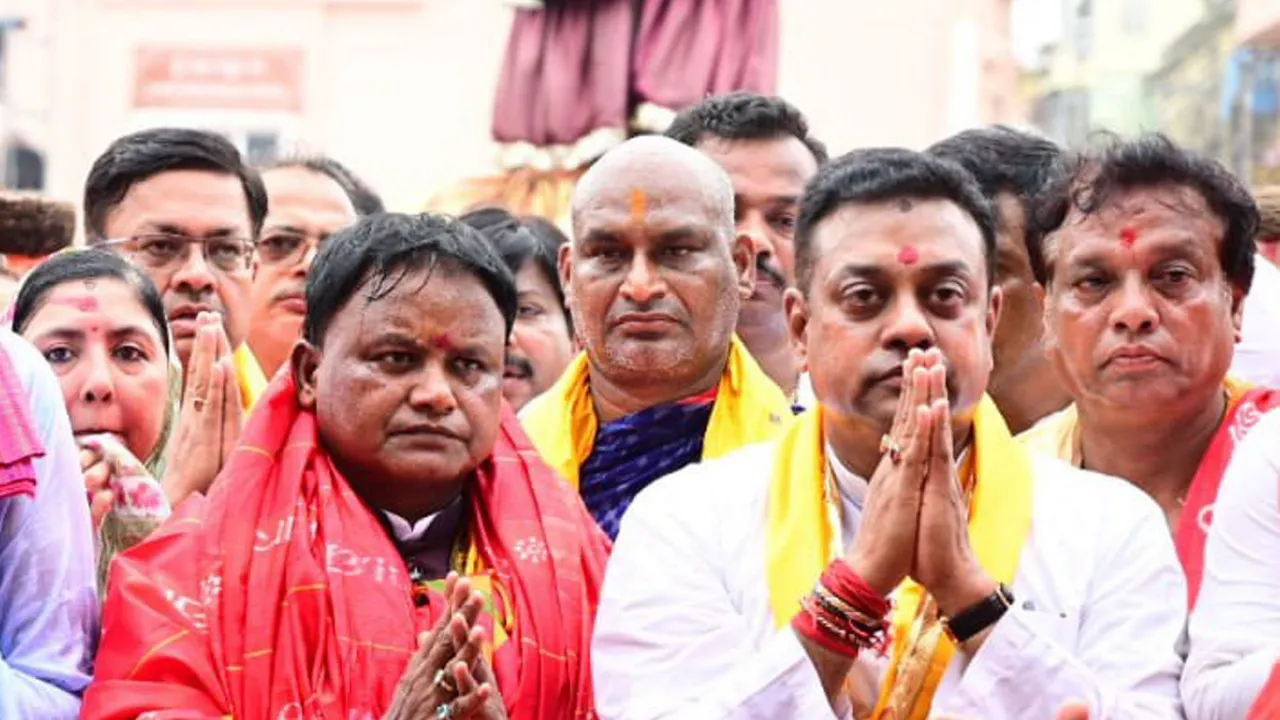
[943,583,1014,643]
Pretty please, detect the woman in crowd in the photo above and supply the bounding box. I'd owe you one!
[84,213,609,719]
[461,208,574,411]
[8,249,238,584]
[1181,406,1280,719]
[0,326,97,719]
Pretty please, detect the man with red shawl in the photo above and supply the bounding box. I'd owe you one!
[84,212,610,720]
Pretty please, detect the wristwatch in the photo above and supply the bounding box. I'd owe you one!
[942,583,1014,643]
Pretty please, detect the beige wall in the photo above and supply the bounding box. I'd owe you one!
[780,0,1022,155]
[1238,0,1280,45]
[1,0,1023,214]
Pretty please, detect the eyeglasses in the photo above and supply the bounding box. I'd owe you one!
[100,234,254,275]
[255,231,323,268]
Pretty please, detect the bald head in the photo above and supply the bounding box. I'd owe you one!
[563,135,754,412]
[572,136,735,241]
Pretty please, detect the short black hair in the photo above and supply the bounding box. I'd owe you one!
[927,126,1067,277]
[795,148,997,294]
[459,207,569,327]
[665,92,828,164]
[83,128,269,241]
[304,212,517,346]
[1032,133,1258,292]
[0,196,76,257]
[12,249,170,356]
[267,154,385,215]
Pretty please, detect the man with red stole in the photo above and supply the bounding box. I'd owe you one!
[592,149,1185,718]
[84,213,610,720]
[1018,134,1280,608]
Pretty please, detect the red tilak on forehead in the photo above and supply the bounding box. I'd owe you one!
[431,335,453,351]
[897,246,920,265]
[1119,227,1138,247]
[52,296,99,312]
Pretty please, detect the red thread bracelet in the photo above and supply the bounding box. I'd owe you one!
[821,559,891,619]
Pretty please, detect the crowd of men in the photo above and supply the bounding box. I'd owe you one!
[1,90,1279,719]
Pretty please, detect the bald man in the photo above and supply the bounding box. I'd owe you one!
[521,136,793,538]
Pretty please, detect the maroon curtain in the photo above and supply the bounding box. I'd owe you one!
[491,0,634,151]
[632,0,779,121]
[490,0,780,168]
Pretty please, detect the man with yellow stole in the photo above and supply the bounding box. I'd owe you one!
[1018,135,1280,609]
[521,136,792,539]
[592,148,1185,718]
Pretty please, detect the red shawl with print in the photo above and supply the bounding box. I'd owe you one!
[83,373,609,719]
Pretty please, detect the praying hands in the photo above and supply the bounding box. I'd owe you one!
[385,574,508,720]
[159,311,243,507]
[846,347,999,647]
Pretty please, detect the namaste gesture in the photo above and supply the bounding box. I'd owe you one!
[844,347,999,628]
[385,573,508,720]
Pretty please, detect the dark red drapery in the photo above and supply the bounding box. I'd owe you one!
[492,0,779,168]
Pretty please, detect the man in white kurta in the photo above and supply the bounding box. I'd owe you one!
[1181,407,1280,720]
[591,148,1187,719]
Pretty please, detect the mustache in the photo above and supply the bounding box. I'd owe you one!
[607,300,686,323]
[755,257,787,289]
[504,353,534,378]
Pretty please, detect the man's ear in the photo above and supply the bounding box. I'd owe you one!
[1230,284,1246,343]
[732,231,757,301]
[1040,283,1060,361]
[558,242,577,317]
[985,285,1004,341]
[291,340,321,412]
[558,243,573,292]
[784,287,810,372]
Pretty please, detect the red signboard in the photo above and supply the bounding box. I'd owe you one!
[133,47,304,112]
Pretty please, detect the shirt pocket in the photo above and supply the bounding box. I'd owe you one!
[1013,598,1082,652]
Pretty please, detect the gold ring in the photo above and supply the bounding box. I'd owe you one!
[879,434,903,464]
[433,668,457,695]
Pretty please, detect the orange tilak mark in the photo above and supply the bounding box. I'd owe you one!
[629,188,648,224]
[897,246,920,265]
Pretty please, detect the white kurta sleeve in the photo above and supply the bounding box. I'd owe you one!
[943,485,1186,720]
[1182,410,1280,720]
[591,463,841,720]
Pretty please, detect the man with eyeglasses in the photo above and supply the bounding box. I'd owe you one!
[83,127,269,411]
[246,156,369,377]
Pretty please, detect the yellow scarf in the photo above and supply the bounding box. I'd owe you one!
[520,335,792,487]
[765,396,1033,720]
[1017,377,1253,464]
[233,344,268,412]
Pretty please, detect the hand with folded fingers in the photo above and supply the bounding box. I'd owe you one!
[384,573,498,720]
[159,311,243,507]
[844,347,938,595]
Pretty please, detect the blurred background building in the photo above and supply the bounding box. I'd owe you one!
[1025,0,1280,183]
[0,0,1024,226]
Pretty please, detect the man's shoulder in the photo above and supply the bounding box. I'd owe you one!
[1016,405,1076,459]
[625,441,778,524]
[1027,452,1167,529]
